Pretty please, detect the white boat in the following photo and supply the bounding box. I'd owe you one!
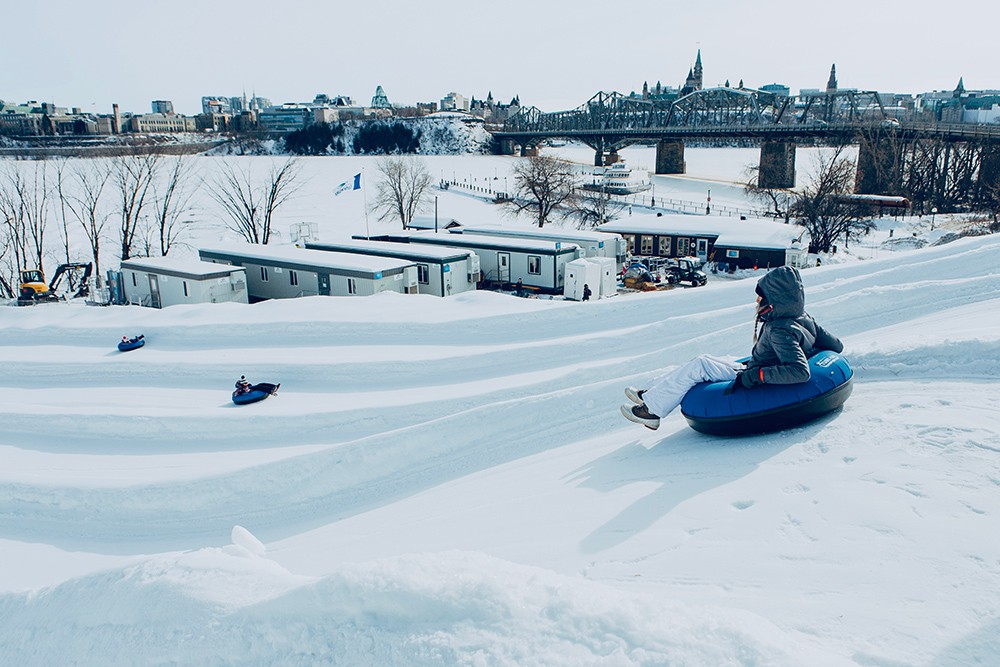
[582,161,652,195]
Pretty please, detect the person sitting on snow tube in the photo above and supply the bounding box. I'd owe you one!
[235,375,252,396]
[621,265,843,430]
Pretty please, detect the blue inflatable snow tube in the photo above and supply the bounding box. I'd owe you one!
[117,338,145,352]
[232,389,270,405]
[680,350,853,436]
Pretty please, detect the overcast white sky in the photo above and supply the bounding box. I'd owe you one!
[5,0,997,116]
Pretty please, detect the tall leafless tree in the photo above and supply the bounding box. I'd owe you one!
[54,160,73,266]
[209,157,301,244]
[791,146,876,253]
[111,152,159,260]
[506,156,577,228]
[0,162,51,276]
[150,156,199,256]
[371,156,433,229]
[63,160,113,276]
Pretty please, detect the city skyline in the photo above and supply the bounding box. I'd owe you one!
[5,0,998,116]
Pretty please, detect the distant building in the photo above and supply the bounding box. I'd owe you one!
[468,91,521,122]
[0,100,98,136]
[151,100,174,114]
[917,79,1000,124]
[126,112,196,133]
[201,96,232,115]
[370,85,392,109]
[440,92,469,112]
[679,50,704,97]
[760,83,790,97]
[257,104,312,133]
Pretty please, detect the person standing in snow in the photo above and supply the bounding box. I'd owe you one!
[582,284,592,301]
[621,265,843,430]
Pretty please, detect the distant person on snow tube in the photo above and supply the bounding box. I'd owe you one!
[235,375,252,396]
[235,376,280,397]
[621,265,844,430]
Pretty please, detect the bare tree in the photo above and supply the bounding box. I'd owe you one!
[742,163,792,221]
[111,153,159,260]
[150,156,199,256]
[209,157,301,244]
[371,156,433,228]
[54,160,73,266]
[567,188,627,229]
[63,160,113,275]
[791,146,876,253]
[506,156,577,228]
[0,162,51,275]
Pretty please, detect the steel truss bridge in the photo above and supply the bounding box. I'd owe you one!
[497,88,1000,150]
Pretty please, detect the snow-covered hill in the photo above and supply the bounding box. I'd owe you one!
[2,224,1000,664]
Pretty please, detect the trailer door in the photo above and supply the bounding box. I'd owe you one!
[148,274,161,308]
[696,239,709,263]
[497,252,511,285]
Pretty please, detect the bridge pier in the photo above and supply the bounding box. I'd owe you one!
[497,139,516,156]
[979,144,1000,195]
[655,140,686,174]
[856,136,902,194]
[758,141,796,189]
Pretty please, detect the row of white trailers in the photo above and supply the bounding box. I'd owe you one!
[117,226,626,307]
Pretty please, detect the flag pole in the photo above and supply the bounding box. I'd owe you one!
[362,168,370,239]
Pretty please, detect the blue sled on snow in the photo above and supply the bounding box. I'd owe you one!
[232,382,280,405]
[680,350,853,436]
[117,335,145,352]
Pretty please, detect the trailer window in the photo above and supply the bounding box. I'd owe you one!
[132,272,137,287]
[260,267,269,282]
[289,270,298,286]
[348,278,357,295]
[640,235,654,254]
[417,264,429,284]
[658,237,671,256]
[528,256,541,275]
[183,281,188,297]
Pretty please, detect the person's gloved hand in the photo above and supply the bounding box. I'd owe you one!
[723,372,744,395]
[740,368,763,388]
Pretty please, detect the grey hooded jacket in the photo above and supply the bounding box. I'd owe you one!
[745,266,843,385]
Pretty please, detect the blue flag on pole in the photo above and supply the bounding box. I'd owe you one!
[334,173,362,197]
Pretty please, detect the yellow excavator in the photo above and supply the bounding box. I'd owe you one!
[16,263,92,305]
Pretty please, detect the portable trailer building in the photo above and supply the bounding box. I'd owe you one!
[199,244,418,302]
[598,213,806,270]
[450,225,628,274]
[119,256,248,308]
[365,231,581,294]
[305,239,479,297]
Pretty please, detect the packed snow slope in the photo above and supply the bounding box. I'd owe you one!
[2,236,1000,664]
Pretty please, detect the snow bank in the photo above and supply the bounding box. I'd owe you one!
[0,550,848,666]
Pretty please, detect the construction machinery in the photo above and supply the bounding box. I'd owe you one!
[17,263,93,305]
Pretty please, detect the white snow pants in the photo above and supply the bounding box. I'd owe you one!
[641,354,743,418]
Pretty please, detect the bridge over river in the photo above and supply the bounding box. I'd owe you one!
[494,88,1000,200]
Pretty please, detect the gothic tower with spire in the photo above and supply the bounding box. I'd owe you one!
[826,64,838,93]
